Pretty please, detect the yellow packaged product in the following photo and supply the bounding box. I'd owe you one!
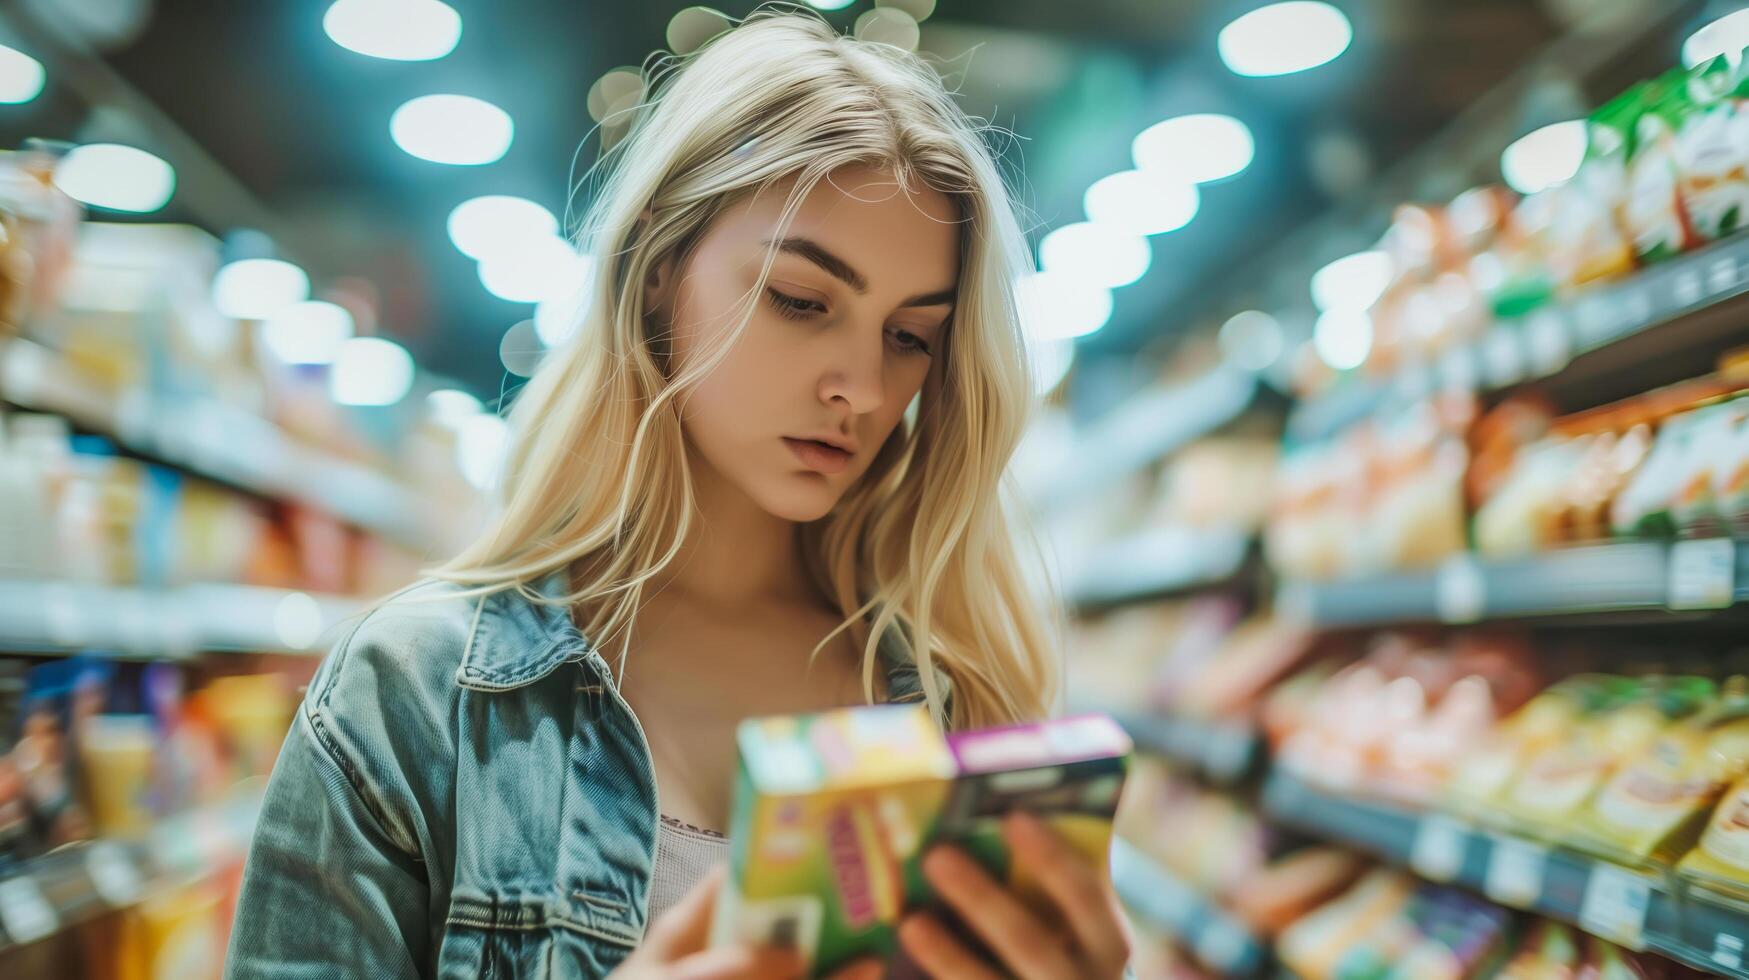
[1498,677,1711,839]
[1444,676,1609,822]
[1573,677,1749,866]
[1678,775,1749,902]
[1277,869,1415,980]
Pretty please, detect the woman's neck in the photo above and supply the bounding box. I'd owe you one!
[654,456,820,611]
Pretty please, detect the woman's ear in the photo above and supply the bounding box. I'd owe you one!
[642,251,675,318]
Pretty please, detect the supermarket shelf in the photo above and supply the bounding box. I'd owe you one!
[1113,711,1261,785]
[1261,771,1749,978]
[1112,837,1270,978]
[1275,539,1749,629]
[1063,527,1251,608]
[0,786,262,951]
[0,337,433,548]
[1289,233,1749,443]
[1028,367,1257,513]
[0,581,364,657]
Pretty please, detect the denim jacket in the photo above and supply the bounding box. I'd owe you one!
[223,569,931,979]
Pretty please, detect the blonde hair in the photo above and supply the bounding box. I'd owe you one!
[431,5,1061,730]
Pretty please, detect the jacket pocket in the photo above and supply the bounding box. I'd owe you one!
[442,896,638,979]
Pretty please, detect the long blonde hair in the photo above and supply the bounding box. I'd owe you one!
[432,6,1060,730]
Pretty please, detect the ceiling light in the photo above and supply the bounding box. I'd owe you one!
[1015,270,1114,341]
[447,195,558,261]
[1500,120,1586,195]
[1218,2,1353,77]
[1310,250,1392,311]
[330,337,415,406]
[262,300,354,365]
[212,258,310,320]
[456,414,511,490]
[427,388,483,428]
[1684,8,1749,67]
[53,144,175,213]
[1313,308,1373,371]
[0,45,45,104]
[1218,310,1285,371]
[1132,114,1255,184]
[478,235,590,304]
[1084,170,1200,236]
[390,94,512,166]
[1039,222,1151,289]
[323,0,461,61]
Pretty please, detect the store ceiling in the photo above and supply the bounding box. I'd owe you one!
[0,0,1575,397]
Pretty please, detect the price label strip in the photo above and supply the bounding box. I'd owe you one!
[1436,555,1486,625]
[86,842,144,907]
[1484,836,1547,909]
[1579,864,1652,950]
[1410,814,1470,883]
[1715,932,1745,971]
[1668,538,1737,611]
[0,874,57,945]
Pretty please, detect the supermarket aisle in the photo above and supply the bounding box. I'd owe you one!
[4,1,1749,978]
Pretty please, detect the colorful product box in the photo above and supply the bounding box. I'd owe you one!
[710,705,1131,977]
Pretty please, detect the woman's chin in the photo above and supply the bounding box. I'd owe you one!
[756,476,845,523]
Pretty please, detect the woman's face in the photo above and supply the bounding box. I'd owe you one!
[647,165,960,523]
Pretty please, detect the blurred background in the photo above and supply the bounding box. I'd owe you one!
[3,0,1749,977]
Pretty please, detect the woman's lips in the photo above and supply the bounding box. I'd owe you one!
[783,436,852,474]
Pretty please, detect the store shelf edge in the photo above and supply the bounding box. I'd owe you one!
[0,337,434,549]
[0,581,364,657]
[1288,234,1749,444]
[1260,771,1747,979]
[1111,837,1270,978]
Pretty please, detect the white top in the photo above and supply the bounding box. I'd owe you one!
[648,815,731,925]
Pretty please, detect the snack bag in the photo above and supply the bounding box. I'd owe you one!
[1624,73,1701,263]
[1574,676,1749,865]
[1548,86,1641,288]
[711,705,1131,977]
[1498,678,1713,838]
[1673,55,1749,243]
[1677,774,1749,903]
[1445,675,1612,821]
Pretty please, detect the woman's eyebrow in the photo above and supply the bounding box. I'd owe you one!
[761,236,956,308]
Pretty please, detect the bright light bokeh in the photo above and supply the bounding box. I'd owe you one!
[1218,2,1353,77]
[1684,8,1749,67]
[212,258,310,320]
[1313,308,1373,370]
[535,286,589,347]
[0,45,45,104]
[390,94,513,166]
[1028,337,1076,398]
[262,300,355,365]
[1084,170,1200,236]
[499,319,544,377]
[1039,222,1151,289]
[1219,310,1285,371]
[272,592,324,650]
[1015,270,1115,341]
[1310,250,1392,312]
[479,236,591,304]
[330,337,415,406]
[1132,114,1256,184]
[1500,120,1586,195]
[456,414,511,490]
[427,389,484,428]
[447,196,558,261]
[53,144,175,213]
[323,0,461,61]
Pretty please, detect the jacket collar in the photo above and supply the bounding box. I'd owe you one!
[454,567,937,708]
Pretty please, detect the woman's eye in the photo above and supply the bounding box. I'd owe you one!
[889,328,933,357]
[765,288,824,320]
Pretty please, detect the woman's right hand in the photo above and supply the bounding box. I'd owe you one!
[610,866,881,980]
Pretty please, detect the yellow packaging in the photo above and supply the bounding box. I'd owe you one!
[1574,677,1749,866]
[1678,776,1749,902]
[114,879,225,980]
[1444,676,1607,822]
[1497,678,1709,839]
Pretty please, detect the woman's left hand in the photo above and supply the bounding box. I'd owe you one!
[898,813,1133,980]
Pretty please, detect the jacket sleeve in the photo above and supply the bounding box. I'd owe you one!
[222,702,431,979]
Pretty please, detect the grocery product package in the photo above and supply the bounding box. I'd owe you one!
[709,705,1131,977]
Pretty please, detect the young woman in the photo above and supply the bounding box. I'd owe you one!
[225,9,1132,979]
